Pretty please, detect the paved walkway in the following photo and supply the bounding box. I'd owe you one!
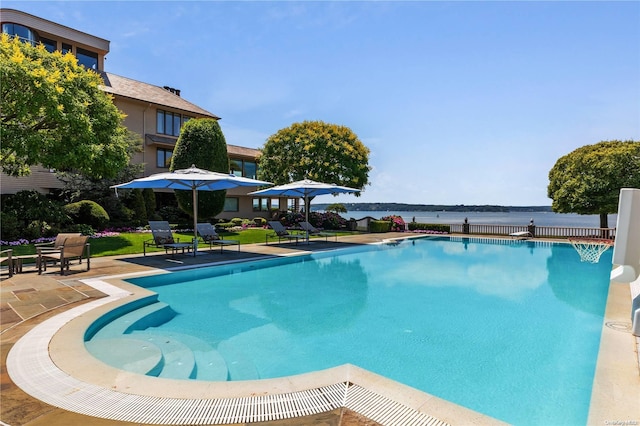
[1,233,404,426]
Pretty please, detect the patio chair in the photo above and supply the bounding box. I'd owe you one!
[144,221,193,256]
[1,249,13,278]
[34,233,82,251]
[196,223,240,253]
[299,221,338,242]
[30,232,82,271]
[38,235,90,275]
[266,221,301,245]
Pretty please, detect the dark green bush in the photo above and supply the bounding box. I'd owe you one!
[68,223,95,235]
[0,211,20,241]
[64,200,110,230]
[408,222,450,233]
[370,220,391,233]
[2,190,69,231]
[158,206,189,223]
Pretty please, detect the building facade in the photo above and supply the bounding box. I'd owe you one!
[1,8,288,220]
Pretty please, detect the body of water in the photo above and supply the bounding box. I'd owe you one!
[332,210,618,228]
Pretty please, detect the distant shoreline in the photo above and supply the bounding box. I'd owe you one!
[312,203,552,213]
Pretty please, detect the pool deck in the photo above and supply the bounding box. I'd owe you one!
[1,233,639,425]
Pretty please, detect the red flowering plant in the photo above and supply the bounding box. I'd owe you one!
[381,215,406,232]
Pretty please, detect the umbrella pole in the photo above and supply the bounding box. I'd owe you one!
[192,188,198,256]
[305,195,310,243]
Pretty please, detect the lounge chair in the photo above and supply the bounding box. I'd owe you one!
[196,223,240,253]
[266,221,301,245]
[144,221,193,256]
[299,221,338,242]
[509,231,532,240]
[38,235,90,275]
[1,249,13,278]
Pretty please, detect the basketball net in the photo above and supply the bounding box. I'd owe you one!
[569,238,613,263]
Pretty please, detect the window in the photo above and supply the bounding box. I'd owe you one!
[157,147,173,168]
[252,198,270,212]
[230,159,258,178]
[244,161,257,179]
[270,198,279,210]
[76,47,98,70]
[39,37,56,53]
[157,110,186,136]
[62,43,72,54]
[2,23,36,44]
[224,197,239,212]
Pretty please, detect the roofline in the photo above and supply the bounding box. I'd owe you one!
[0,8,110,54]
[101,72,220,119]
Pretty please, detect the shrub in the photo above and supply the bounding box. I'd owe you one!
[408,222,450,233]
[158,206,189,223]
[308,211,347,230]
[64,200,110,230]
[370,220,391,233]
[0,211,19,241]
[216,222,236,229]
[68,223,96,235]
[254,217,266,226]
[381,215,406,231]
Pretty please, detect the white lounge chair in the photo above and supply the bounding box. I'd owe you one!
[509,231,532,240]
[145,221,193,256]
[196,223,240,253]
[266,221,301,245]
[299,221,338,242]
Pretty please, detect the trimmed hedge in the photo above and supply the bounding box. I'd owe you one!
[64,200,110,230]
[370,220,391,233]
[408,222,450,233]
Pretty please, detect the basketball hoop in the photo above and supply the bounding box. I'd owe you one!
[568,238,614,263]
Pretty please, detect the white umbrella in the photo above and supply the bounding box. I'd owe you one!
[112,165,271,254]
[249,179,360,242]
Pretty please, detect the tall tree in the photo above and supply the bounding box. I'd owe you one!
[0,33,129,178]
[258,120,370,212]
[170,118,229,219]
[547,140,640,228]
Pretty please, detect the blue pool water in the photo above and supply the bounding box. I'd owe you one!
[88,237,613,425]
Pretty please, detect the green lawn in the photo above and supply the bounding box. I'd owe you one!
[2,228,353,259]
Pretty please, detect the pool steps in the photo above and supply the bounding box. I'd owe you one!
[86,300,258,381]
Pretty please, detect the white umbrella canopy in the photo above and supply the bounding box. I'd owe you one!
[112,165,271,254]
[249,179,360,241]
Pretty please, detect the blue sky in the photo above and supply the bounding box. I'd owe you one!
[6,1,640,206]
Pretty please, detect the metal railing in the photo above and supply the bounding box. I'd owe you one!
[447,223,616,239]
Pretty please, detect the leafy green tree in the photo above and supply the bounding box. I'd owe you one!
[326,203,347,214]
[170,118,229,219]
[547,140,640,228]
[0,33,129,178]
[258,120,370,213]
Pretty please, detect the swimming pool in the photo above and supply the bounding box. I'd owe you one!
[86,236,613,425]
